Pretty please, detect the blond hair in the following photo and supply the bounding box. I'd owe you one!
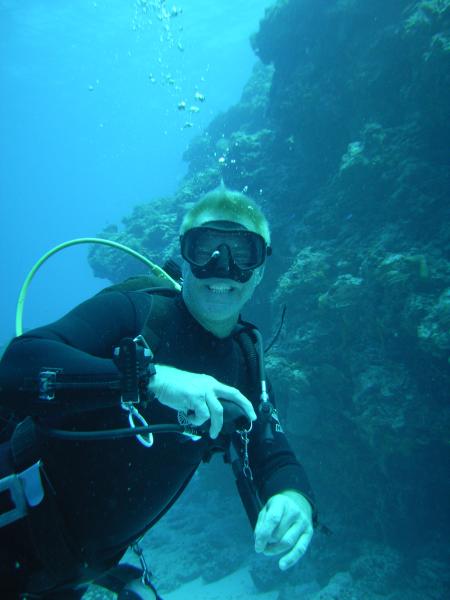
[180,183,271,244]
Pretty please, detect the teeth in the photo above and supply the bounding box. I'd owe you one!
[207,285,233,293]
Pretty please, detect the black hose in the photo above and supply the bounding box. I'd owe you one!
[264,304,286,354]
[40,423,185,441]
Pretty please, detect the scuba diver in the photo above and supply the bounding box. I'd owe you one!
[0,185,316,598]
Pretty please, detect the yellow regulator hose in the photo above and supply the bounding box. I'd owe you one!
[15,237,181,337]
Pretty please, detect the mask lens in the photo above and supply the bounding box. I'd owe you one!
[181,229,217,266]
[228,231,263,269]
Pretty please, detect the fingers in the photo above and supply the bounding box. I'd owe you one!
[254,494,314,572]
[260,519,304,556]
[254,499,285,553]
[214,382,257,422]
[166,372,256,439]
[278,527,313,571]
[186,400,210,427]
[204,390,224,439]
[187,386,225,439]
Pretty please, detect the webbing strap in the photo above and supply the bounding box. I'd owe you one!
[25,475,84,594]
[9,419,84,593]
[10,417,40,471]
[233,324,261,400]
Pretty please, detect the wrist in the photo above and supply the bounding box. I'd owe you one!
[147,364,170,400]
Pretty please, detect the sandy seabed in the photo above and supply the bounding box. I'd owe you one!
[163,567,278,600]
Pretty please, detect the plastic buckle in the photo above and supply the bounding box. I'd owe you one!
[0,461,44,528]
[0,474,27,528]
[133,334,153,360]
[133,335,156,382]
[39,368,61,401]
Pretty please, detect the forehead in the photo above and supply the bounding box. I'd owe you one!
[193,210,257,234]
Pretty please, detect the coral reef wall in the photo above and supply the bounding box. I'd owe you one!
[247,0,450,546]
[90,0,450,595]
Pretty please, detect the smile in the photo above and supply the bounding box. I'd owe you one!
[206,284,235,294]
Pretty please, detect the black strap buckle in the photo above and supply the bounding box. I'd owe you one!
[113,336,154,405]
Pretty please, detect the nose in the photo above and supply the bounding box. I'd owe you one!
[212,244,232,273]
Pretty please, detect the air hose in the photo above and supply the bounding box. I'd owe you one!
[15,237,181,336]
[40,423,186,441]
[40,396,251,442]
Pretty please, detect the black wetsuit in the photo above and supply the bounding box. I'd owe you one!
[0,289,313,596]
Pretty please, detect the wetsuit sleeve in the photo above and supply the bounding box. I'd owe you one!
[243,378,317,518]
[0,290,152,416]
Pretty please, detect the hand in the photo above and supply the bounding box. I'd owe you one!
[254,490,314,571]
[149,365,257,439]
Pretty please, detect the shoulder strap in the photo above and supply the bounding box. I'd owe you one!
[140,290,183,353]
[97,275,177,295]
[97,276,182,352]
[233,323,261,398]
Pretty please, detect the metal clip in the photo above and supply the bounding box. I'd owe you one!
[121,400,153,448]
[238,421,253,480]
[132,541,154,588]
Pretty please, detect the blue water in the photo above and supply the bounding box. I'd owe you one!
[0,0,272,345]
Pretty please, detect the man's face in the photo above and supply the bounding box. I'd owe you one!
[180,218,267,325]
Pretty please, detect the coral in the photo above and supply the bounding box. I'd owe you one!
[318,274,365,312]
[349,544,404,595]
[88,197,182,283]
[413,556,450,599]
[350,363,416,455]
[265,355,319,438]
[273,247,331,304]
[417,287,450,357]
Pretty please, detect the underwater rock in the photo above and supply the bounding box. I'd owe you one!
[413,556,450,600]
[273,247,332,303]
[349,543,404,595]
[351,363,414,448]
[308,571,356,600]
[278,580,321,600]
[248,554,287,591]
[375,253,430,288]
[339,140,367,173]
[266,356,319,437]
[318,274,365,313]
[417,287,450,357]
[88,198,181,283]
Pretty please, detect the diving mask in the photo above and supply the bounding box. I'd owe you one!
[180,220,271,283]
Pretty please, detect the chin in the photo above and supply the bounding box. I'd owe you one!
[199,285,241,318]
[183,272,248,322]
[200,298,240,321]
